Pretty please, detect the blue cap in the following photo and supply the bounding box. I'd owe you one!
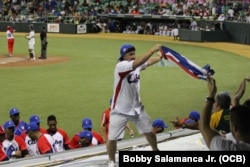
[78,130,93,141]
[3,121,15,129]
[152,119,168,128]
[26,122,39,132]
[118,44,135,61]
[189,111,200,120]
[9,108,20,116]
[82,118,92,129]
[184,119,195,124]
[29,115,41,123]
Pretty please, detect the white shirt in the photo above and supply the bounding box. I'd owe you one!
[27,30,35,44]
[210,135,250,150]
[49,130,66,152]
[111,60,147,115]
[6,30,14,39]
[24,134,40,156]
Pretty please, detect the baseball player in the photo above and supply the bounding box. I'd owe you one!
[6,25,14,57]
[26,122,56,154]
[25,24,36,60]
[2,121,29,159]
[9,108,27,136]
[107,43,163,167]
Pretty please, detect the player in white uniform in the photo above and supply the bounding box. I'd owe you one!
[107,43,163,167]
[25,24,36,60]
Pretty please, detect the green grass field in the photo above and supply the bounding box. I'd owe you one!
[0,33,249,139]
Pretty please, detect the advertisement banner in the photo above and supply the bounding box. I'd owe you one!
[47,24,60,33]
[77,24,87,34]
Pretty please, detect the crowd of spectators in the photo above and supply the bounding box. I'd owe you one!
[1,0,250,35]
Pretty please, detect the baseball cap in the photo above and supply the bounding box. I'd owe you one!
[152,119,168,128]
[9,108,20,116]
[26,122,39,132]
[189,111,200,121]
[184,119,195,124]
[118,44,135,61]
[78,130,93,141]
[30,115,41,123]
[82,118,92,129]
[0,126,5,134]
[3,121,15,129]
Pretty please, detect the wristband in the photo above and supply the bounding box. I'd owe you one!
[206,97,215,103]
[12,151,16,156]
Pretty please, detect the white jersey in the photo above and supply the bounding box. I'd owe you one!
[111,60,147,115]
[27,30,35,44]
[49,129,67,152]
[40,134,57,153]
[2,138,21,160]
[6,30,14,39]
[24,135,40,156]
[210,135,250,150]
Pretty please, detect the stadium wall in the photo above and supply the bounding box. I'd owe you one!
[1,16,250,44]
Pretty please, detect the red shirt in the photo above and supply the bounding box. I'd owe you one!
[69,130,104,149]
[37,134,55,154]
[101,108,111,140]
[0,145,8,161]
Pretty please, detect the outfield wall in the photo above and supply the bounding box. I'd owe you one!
[1,17,250,44]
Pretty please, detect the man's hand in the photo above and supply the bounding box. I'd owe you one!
[207,74,217,98]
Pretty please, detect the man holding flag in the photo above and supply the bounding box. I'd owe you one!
[107,43,163,167]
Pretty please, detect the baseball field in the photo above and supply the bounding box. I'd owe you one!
[0,32,249,139]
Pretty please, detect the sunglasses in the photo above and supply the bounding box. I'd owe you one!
[12,113,19,117]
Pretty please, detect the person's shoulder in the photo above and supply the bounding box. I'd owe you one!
[57,128,69,135]
[14,135,25,143]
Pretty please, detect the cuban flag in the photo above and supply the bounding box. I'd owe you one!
[161,46,215,80]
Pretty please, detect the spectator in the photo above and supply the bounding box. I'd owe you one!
[190,18,198,30]
[217,13,225,21]
[170,111,200,130]
[200,74,250,150]
[2,121,29,159]
[107,43,162,167]
[152,119,168,134]
[101,98,134,142]
[210,91,231,134]
[26,122,56,154]
[172,26,179,40]
[232,76,250,106]
[226,76,250,143]
[20,115,47,157]
[46,115,70,152]
[9,108,27,136]
[227,7,234,21]
[78,130,93,148]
